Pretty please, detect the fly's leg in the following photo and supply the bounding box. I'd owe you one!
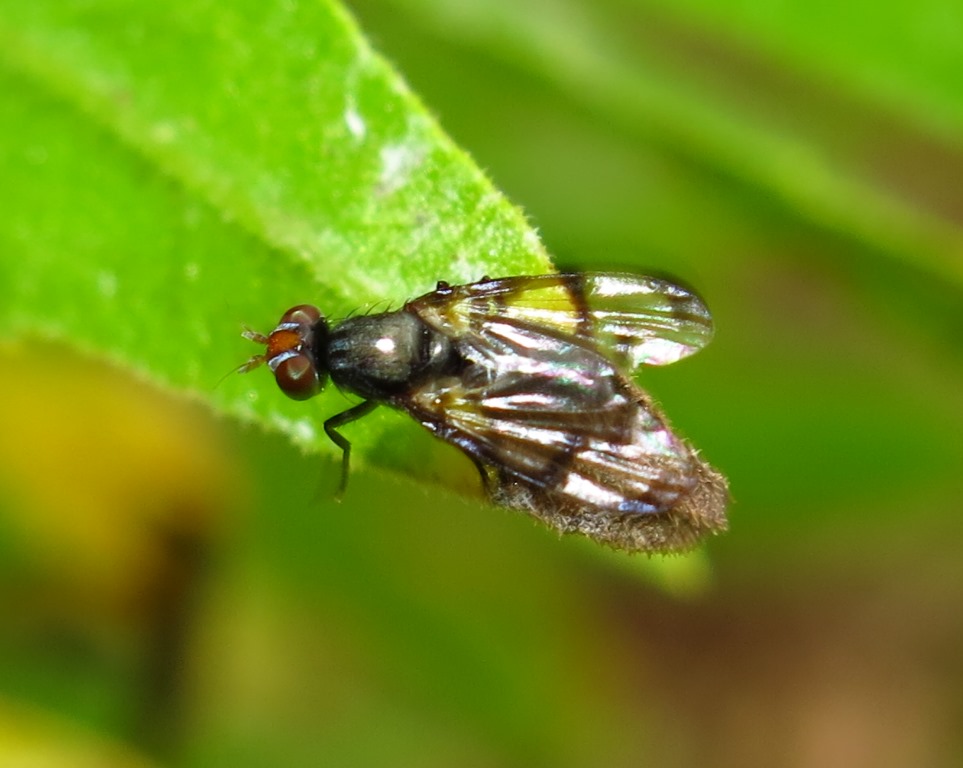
[470,458,499,499]
[323,400,378,499]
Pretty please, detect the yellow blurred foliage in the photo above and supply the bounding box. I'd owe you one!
[0,342,240,630]
[0,697,156,768]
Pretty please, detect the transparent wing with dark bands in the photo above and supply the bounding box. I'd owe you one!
[412,272,714,368]
[402,317,698,515]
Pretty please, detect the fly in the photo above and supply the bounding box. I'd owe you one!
[240,272,729,553]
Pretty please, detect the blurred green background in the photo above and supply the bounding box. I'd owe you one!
[1,0,962,766]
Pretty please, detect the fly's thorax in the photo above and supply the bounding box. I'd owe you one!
[326,310,461,400]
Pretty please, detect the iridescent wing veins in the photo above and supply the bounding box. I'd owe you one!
[412,272,714,369]
[402,276,703,516]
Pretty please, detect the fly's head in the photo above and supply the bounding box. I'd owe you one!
[240,304,329,400]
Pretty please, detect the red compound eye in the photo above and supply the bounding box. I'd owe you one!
[274,353,323,400]
[279,304,322,328]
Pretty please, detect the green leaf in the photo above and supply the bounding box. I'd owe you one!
[0,0,550,475]
[4,1,963,766]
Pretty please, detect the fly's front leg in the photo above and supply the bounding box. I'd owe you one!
[323,400,378,499]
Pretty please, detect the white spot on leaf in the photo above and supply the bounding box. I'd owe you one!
[97,271,117,298]
[378,142,424,194]
[345,104,366,140]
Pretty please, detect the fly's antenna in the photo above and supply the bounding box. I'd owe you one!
[237,327,269,373]
[213,327,269,389]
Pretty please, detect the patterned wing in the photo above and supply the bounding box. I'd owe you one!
[400,315,699,519]
[411,272,714,369]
